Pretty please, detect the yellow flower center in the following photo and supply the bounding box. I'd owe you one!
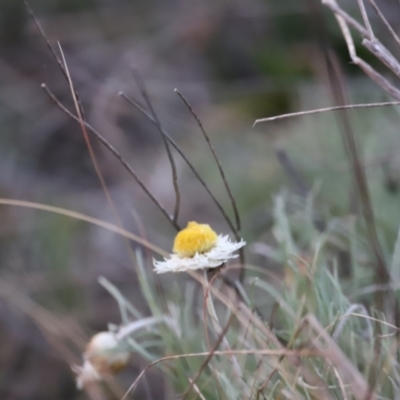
[173,221,218,257]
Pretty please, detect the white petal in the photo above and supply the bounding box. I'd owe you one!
[73,360,101,389]
[154,235,245,273]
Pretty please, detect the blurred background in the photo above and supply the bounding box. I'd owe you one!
[1,0,400,398]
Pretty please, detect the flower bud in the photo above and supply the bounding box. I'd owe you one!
[74,331,131,389]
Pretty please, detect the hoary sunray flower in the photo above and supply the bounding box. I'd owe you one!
[154,221,245,273]
[73,331,131,389]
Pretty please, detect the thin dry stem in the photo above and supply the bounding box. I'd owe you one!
[330,49,391,295]
[0,198,166,255]
[25,2,86,118]
[202,271,249,397]
[27,0,184,237]
[28,1,180,233]
[58,43,127,240]
[131,69,181,225]
[121,348,323,399]
[322,0,400,100]
[174,88,246,282]
[359,60,400,100]
[275,147,309,196]
[186,378,206,400]
[363,39,400,78]
[333,366,349,400]
[257,316,308,397]
[254,101,400,125]
[41,84,179,231]
[340,312,400,332]
[357,0,374,39]
[119,92,237,234]
[25,2,68,82]
[322,0,396,310]
[182,313,235,399]
[306,314,370,400]
[340,6,400,99]
[250,358,267,400]
[368,0,400,46]
[322,0,369,36]
[174,88,241,233]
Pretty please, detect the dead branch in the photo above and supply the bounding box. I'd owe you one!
[321,0,400,100]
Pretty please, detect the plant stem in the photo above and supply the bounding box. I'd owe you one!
[203,270,250,397]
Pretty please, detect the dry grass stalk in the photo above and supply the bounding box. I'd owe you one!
[321,0,400,100]
[306,314,371,400]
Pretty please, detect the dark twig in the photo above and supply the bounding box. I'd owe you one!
[368,0,400,46]
[320,4,391,302]
[256,316,308,398]
[319,0,396,289]
[41,84,180,231]
[130,69,181,225]
[57,42,127,241]
[24,1,86,119]
[181,313,235,399]
[275,147,310,197]
[322,0,400,99]
[319,2,400,393]
[174,89,241,233]
[119,92,237,235]
[336,34,388,279]
[25,1,66,79]
[322,0,369,36]
[173,89,247,282]
[357,0,374,39]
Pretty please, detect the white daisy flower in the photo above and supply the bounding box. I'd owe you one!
[73,331,131,389]
[153,221,246,274]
